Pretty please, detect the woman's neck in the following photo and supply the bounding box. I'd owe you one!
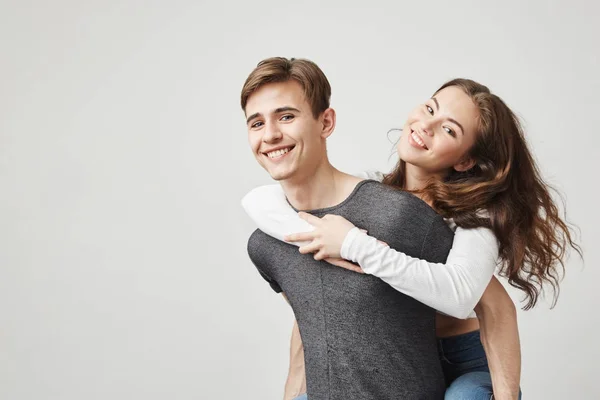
[404,163,446,206]
[404,163,434,190]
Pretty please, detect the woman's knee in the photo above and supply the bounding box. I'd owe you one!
[444,371,493,400]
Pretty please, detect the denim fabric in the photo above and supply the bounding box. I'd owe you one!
[439,330,522,399]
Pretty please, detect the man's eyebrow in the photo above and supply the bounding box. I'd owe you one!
[246,112,261,124]
[274,106,301,114]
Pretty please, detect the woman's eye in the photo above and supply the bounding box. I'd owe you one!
[444,126,456,136]
[426,105,434,115]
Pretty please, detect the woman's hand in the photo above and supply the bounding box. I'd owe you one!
[284,212,357,260]
[324,258,364,274]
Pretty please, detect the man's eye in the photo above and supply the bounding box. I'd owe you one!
[426,105,434,115]
[251,121,264,128]
[281,114,294,121]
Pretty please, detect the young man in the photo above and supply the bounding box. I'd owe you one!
[241,57,454,399]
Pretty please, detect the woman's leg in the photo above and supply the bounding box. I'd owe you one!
[438,330,522,399]
[444,371,493,400]
[438,330,490,384]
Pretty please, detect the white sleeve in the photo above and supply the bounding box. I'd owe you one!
[241,184,314,244]
[354,170,385,182]
[341,226,499,319]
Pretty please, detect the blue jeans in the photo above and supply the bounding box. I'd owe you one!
[294,330,521,400]
[438,330,522,400]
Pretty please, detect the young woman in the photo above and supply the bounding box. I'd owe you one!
[242,79,579,399]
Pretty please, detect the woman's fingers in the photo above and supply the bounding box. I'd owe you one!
[314,250,327,261]
[298,241,322,254]
[324,258,365,274]
[285,231,317,243]
[298,212,323,226]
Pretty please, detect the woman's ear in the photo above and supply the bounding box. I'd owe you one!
[453,156,476,172]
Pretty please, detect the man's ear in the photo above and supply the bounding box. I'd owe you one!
[453,156,476,172]
[320,108,336,139]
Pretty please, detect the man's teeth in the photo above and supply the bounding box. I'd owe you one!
[411,131,427,148]
[267,148,291,158]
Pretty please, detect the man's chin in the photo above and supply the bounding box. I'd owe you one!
[269,172,293,181]
[265,168,296,182]
[261,163,296,182]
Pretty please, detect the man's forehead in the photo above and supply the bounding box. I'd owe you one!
[246,81,307,115]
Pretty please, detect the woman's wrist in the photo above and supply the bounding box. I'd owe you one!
[340,227,364,261]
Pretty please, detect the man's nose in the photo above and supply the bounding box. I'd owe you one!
[263,123,283,142]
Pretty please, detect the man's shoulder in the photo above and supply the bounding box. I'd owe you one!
[247,228,274,253]
[348,181,453,260]
[247,229,266,261]
[247,228,281,273]
[355,181,439,216]
[355,181,453,237]
[247,228,290,260]
[355,180,415,200]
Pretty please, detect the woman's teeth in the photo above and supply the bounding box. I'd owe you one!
[411,131,427,149]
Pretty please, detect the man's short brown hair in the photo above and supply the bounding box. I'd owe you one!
[240,57,331,118]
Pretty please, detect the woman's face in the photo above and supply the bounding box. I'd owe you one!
[397,85,480,175]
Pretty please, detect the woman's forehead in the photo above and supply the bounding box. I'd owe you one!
[433,86,480,134]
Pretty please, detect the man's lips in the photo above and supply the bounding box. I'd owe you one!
[263,145,295,159]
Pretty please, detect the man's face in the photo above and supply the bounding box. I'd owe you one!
[245,81,326,182]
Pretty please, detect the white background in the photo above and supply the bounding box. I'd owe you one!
[1,0,598,399]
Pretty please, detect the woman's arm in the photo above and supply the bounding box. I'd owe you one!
[242,184,313,243]
[242,184,499,319]
[475,277,521,400]
[339,225,498,319]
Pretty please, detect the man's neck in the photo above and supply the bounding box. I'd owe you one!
[280,163,361,211]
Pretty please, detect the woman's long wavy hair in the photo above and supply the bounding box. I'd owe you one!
[383,79,581,309]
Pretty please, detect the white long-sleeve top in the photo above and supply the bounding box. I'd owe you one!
[241,171,500,319]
